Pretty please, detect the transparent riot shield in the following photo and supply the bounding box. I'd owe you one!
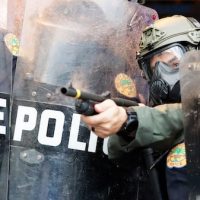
[0,1,21,199]
[180,50,200,199]
[0,0,25,36]
[6,0,26,37]
[0,0,7,29]
[11,0,158,199]
[0,29,13,199]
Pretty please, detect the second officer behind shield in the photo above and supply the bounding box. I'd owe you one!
[81,15,200,200]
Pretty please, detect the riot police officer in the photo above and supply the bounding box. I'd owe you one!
[81,15,200,200]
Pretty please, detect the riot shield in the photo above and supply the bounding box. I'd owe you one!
[0,2,21,199]
[10,0,158,199]
[0,0,7,29]
[0,29,13,199]
[179,50,200,199]
[6,0,26,37]
[0,0,25,36]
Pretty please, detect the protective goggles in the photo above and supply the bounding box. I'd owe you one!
[138,43,186,81]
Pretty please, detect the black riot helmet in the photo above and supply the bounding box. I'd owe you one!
[137,15,200,105]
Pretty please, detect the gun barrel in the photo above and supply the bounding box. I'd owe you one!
[113,98,138,107]
[61,87,138,107]
[61,87,106,102]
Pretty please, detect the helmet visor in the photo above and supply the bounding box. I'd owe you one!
[138,44,186,81]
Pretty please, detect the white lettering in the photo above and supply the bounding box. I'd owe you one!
[13,105,107,154]
[68,114,86,151]
[88,131,98,153]
[38,110,64,146]
[0,98,7,135]
[103,137,108,155]
[13,106,37,141]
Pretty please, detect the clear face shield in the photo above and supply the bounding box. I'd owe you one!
[138,44,186,105]
[138,44,186,81]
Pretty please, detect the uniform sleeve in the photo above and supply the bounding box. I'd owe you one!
[108,103,184,159]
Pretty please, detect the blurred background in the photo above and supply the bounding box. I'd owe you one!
[143,0,200,21]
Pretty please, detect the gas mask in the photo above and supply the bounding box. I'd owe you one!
[149,61,181,105]
[138,44,186,105]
